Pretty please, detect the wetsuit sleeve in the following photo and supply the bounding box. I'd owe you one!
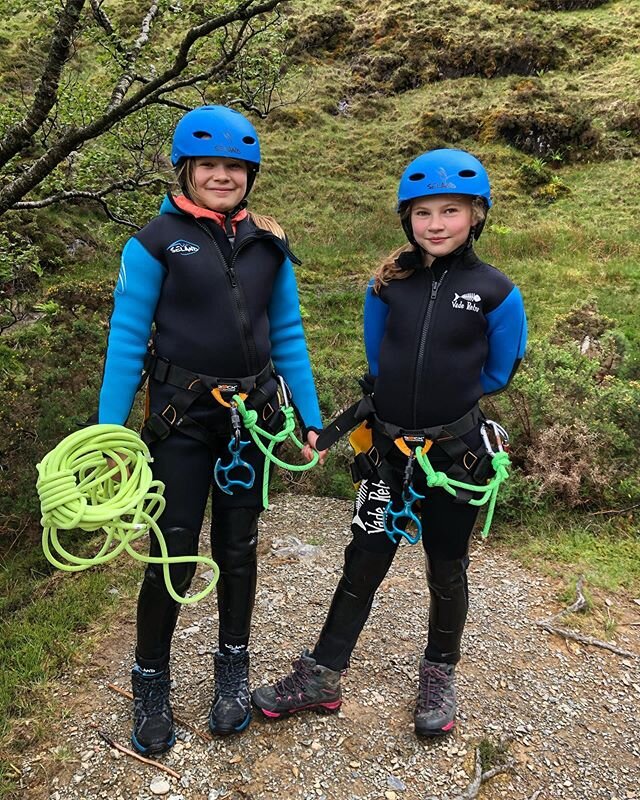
[481,285,527,395]
[98,238,165,424]
[363,280,389,376]
[268,257,322,433]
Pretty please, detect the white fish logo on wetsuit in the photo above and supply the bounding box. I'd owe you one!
[452,292,481,312]
[352,479,391,535]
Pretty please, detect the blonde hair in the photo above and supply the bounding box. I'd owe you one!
[175,158,286,240]
[372,196,486,293]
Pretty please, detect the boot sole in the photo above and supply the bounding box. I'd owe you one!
[131,731,176,755]
[257,699,342,719]
[209,711,251,735]
[415,719,455,738]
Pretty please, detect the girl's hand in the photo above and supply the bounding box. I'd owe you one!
[106,453,132,482]
[303,431,327,466]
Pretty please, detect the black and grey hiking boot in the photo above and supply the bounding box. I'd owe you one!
[414,657,457,737]
[252,650,342,719]
[131,666,175,754]
[208,649,252,735]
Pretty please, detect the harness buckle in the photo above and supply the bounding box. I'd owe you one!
[211,383,247,408]
[153,355,171,384]
[142,412,172,442]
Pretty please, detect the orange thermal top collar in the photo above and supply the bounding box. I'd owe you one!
[173,194,248,233]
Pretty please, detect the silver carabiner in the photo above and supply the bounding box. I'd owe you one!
[277,375,290,408]
[481,420,509,455]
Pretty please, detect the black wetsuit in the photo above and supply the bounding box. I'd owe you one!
[311,246,527,670]
[98,196,322,669]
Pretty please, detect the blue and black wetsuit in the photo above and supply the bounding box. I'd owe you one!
[99,195,322,668]
[311,245,527,671]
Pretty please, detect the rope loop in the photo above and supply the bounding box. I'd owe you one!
[36,424,219,604]
[231,394,318,508]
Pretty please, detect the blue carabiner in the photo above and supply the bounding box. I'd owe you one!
[214,438,255,495]
[384,483,425,545]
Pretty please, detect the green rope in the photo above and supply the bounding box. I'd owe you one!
[232,394,318,508]
[36,424,219,604]
[414,447,511,538]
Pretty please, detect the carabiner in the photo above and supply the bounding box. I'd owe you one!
[214,438,255,495]
[480,420,509,455]
[277,375,290,408]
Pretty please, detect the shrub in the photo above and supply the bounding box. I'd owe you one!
[486,301,640,510]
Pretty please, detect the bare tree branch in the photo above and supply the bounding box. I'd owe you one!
[0,0,283,217]
[89,0,125,52]
[0,0,86,169]
[425,748,516,800]
[535,577,639,659]
[13,176,171,229]
[108,2,161,111]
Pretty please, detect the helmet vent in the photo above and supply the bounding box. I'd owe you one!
[458,169,476,177]
[242,136,256,144]
[193,131,212,139]
[408,172,425,181]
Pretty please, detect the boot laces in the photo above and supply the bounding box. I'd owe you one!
[217,654,249,697]
[134,674,170,716]
[417,663,452,713]
[275,656,315,699]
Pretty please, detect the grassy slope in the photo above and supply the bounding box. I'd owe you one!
[1,0,639,786]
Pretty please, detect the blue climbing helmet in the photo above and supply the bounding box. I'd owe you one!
[398,149,492,243]
[171,105,261,196]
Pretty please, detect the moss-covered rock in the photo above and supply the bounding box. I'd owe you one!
[483,107,601,160]
[288,9,355,57]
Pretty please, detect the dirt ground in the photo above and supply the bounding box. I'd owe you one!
[12,495,640,800]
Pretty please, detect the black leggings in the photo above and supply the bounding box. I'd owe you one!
[135,385,269,670]
[311,472,479,671]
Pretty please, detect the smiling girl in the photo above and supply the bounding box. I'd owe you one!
[253,148,527,739]
[97,105,323,752]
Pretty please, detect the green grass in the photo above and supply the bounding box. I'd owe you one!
[0,564,138,735]
[496,513,640,595]
[0,554,140,797]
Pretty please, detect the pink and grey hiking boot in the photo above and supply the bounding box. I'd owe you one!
[252,650,342,719]
[414,657,456,737]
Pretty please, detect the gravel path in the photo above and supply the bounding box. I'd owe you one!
[17,495,640,800]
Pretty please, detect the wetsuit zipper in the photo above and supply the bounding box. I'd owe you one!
[412,269,448,426]
[195,220,258,374]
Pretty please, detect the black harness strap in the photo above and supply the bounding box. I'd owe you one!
[141,354,274,446]
[319,396,490,499]
[316,396,376,451]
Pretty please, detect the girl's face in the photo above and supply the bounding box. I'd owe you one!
[410,195,474,260]
[192,156,248,212]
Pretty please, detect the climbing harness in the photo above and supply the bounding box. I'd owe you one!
[36,424,220,604]
[140,354,274,449]
[229,376,319,508]
[318,393,512,544]
[214,402,255,495]
[387,420,511,544]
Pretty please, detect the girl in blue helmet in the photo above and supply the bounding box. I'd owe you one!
[252,148,527,737]
[97,105,324,752]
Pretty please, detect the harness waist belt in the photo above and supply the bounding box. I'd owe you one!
[316,395,480,451]
[145,353,273,394]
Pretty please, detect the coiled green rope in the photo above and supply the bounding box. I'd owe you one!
[232,394,318,508]
[36,424,219,604]
[415,447,511,538]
